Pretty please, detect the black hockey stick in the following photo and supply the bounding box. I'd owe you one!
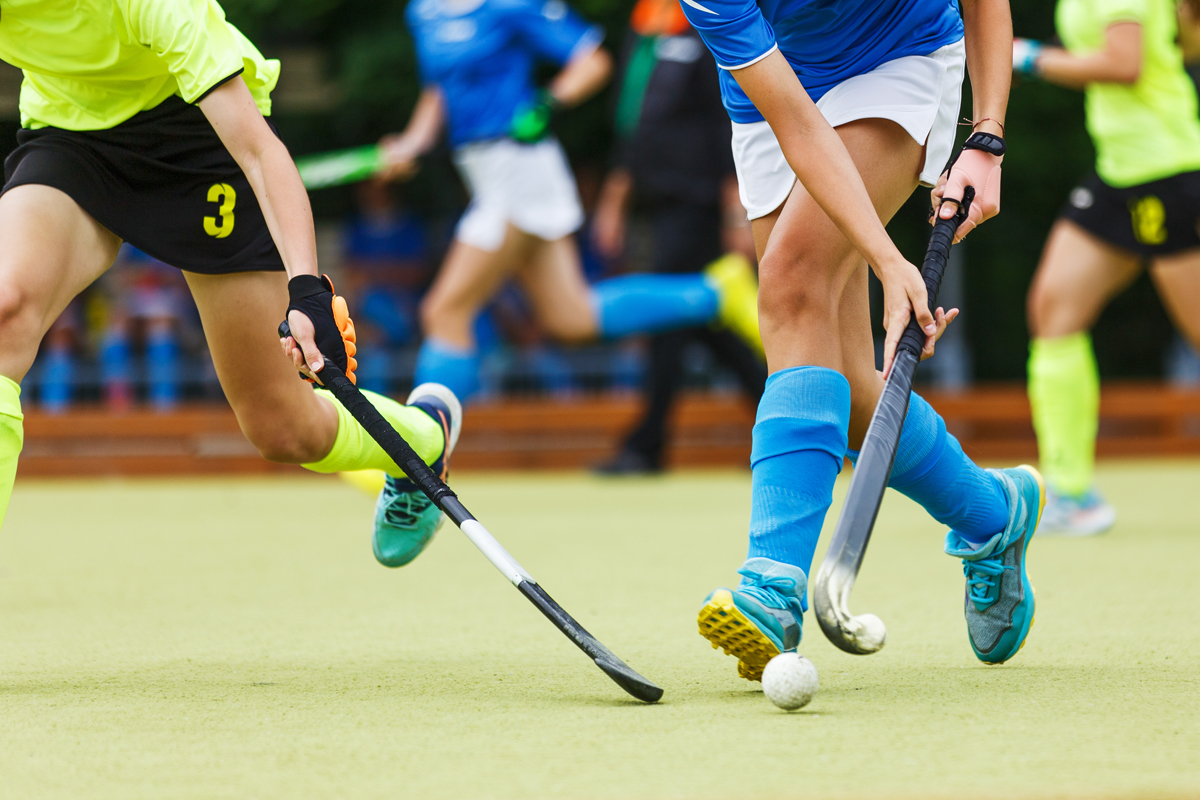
[280,322,663,703]
[811,190,973,655]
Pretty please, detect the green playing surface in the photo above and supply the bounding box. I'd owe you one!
[1,463,1197,799]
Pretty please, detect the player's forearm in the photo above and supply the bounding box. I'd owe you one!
[961,0,1011,136]
[404,89,446,154]
[597,169,633,217]
[1024,24,1142,88]
[732,52,907,275]
[240,141,321,279]
[199,78,319,279]
[549,47,613,107]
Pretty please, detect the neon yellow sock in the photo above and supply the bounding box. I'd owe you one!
[0,376,24,530]
[303,388,445,478]
[1028,333,1098,496]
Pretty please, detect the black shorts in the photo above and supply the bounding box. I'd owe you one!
[2,96,284,275]
[1060,170,1200,258]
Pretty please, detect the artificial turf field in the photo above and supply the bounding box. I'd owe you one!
[1,462,1197,799]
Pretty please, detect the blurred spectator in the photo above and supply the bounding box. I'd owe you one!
[592,0,766,474]
[36,301,83,414]
[101,246,190,411]
[342,180,431,393]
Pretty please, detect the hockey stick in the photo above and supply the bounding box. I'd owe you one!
[279,322,663,703]
[295,145,385,190]
[811,190,973,655]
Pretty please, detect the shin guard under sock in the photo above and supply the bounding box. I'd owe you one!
[745,367,850,587]
[1028,333,1098,496]
[303,387,445,477]
[592,274,718,339]
[413,338,481,403]
[848,392,1008,545]
[0,376,24,529]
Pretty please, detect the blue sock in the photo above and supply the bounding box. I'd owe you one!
[847,393,1008,545]
[745,366,850,604]
[146,328,179,410]
[592,274,718,339]
[413,338,480,402]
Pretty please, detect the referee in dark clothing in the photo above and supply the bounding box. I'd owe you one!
[593,0,765,474]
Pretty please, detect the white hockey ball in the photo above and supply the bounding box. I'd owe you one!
[761,652,819,711]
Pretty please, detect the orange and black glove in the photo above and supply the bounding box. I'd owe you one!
[286,274,358,384]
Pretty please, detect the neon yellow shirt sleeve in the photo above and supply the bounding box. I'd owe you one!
[118,0,246,103]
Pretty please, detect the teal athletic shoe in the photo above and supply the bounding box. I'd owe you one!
[372,383,462,568]
[944,465,1046,664]
[697,557,806,681]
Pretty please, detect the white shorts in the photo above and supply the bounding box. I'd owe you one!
[731,38,966,220]
[452,137,585,251]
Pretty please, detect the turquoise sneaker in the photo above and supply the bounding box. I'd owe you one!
[945,465,1045,664]
[372,383,462,568]
[697,557,805,681]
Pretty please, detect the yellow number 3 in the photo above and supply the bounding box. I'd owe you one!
[203,183,237,239]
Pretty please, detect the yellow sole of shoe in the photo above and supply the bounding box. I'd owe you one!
[697,589,780,682]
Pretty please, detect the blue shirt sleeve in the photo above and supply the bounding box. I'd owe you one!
[501,0,603,65]
[678,0,777,70]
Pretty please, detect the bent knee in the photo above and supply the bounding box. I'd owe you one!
[241,421,325,464]
[757,253,838,328]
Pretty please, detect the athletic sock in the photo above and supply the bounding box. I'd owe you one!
[847,393,1008,546]
[1028,333,1098,497]
[592,274,718,339]
[413,337,480,403]
[745,366,850,583]
[302,387,445,478]
[0,377,24,530]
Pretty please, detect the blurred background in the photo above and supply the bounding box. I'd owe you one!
[5,0,1200,474]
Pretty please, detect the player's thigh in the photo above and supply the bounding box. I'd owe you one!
[422,227,538,329]
[515,236,596,342]
[0,185,120,381]
[183,269,337,463]
[1150,248,1200,347]
[1027,219,1142,338]
[758,119,923,365]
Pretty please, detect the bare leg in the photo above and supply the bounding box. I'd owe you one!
[516,236,598,342]
[0,186,121,382]
[1150,248,1200,348]
[751,118,924,427]
[184,270,339,463]
[420,225,540,348]
[1027,220,1142,338]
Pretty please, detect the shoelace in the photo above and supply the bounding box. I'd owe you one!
[736,568,801,616]
[383,482,432,527]
[962,555,1010,609]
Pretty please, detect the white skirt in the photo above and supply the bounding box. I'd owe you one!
[452,137,585,251]
[731,38,966,220]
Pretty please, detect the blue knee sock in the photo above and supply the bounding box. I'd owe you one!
[592,274,718,339]
[413,338,480,402]
[745,367,850,598]
[848,393,1008,545]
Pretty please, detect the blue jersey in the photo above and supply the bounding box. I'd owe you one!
[680,0,964,123]
[407,0,602,146]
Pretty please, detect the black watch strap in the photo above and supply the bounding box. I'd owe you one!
[962,131,1006,157]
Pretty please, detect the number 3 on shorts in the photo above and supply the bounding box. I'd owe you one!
[204,182,237,239]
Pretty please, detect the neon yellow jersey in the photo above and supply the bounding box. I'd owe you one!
[0,0,279,131]
[1057,0,1200,186]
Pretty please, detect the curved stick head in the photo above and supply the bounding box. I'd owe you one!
[812,560,888,655]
